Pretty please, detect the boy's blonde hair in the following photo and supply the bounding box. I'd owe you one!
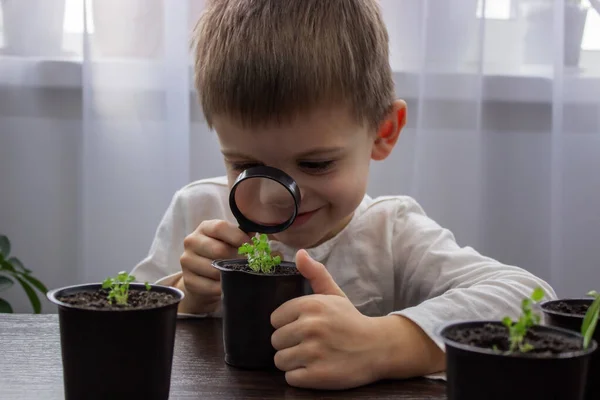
[192,0,394,129]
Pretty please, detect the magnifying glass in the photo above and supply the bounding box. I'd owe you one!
[229,166,301,234]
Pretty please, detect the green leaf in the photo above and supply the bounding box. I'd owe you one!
[8,257,31,274]
[238,244,252,254]
[531,287,545,302]
[0,259,15,273]
[502,316,513,328]
[145,282,151,291]
[520,343,534,352]
[116,271,131,283]
[582,294,600,348]
[582,293,600,333]
[0,275,14,291]
[0,297,13,313]
[19,274,48,294]
[583,306,599,349]
[0,235,10,258]
[15,276,41,313]
[102,277,113,289]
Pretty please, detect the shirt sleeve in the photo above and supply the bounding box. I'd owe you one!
[389,197,557,350]
[131,189,188,286]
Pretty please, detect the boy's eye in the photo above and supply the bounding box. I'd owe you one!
[230,162,263,171]
[298,160,335,173]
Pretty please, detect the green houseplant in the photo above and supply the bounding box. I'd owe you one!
[212,233,307,369]
[541,290,600,400]
[440,287,596,400]
[0,234,48,313]
[47,271,184,400]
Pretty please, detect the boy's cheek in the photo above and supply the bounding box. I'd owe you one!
[325,169,368,199]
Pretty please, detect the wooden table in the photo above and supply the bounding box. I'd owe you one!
[0,314,446,399]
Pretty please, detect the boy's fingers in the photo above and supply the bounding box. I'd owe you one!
[271,319,302,350]
[199,219,251,248]
[271,297,303,329]
[181,271,222,298]
[295,250,345,297]
[180,250,222,281]
[187,235,240,261]
[274,346,307,372]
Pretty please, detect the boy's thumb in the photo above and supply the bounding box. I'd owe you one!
[295,249,345,297]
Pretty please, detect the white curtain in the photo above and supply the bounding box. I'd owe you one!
[0,0,599,312]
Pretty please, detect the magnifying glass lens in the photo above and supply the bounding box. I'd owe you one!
[229,166,301,234]
[234,177,296,228]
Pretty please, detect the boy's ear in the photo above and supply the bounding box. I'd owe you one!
[371,100,406,161]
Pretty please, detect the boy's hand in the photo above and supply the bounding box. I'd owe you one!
[177,220,250,314]
[271,250,445,390]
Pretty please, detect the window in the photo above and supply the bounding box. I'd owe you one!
[1,0,598,61]
[477,0,512,19]
[582,1,600,50]
[478,0,599,50]
[64,0,94,33]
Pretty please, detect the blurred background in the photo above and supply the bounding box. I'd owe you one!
[0,0,598,312]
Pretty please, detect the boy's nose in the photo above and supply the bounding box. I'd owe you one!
[259,179,295,210]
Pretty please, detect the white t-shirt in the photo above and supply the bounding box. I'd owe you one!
[132,176,556,351]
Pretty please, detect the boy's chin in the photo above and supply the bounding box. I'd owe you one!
[272,230,329,251]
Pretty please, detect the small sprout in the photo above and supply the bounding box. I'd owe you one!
[238,233,281,274]
[582,290,600,349]
[102,271,135,305]
[502,287,545,353]
[145,282,151,291]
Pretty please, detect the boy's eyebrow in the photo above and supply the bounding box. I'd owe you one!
[222,146,345,159]
[296,146,345,158]
[221,150,254,159]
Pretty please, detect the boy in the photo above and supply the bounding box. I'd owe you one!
[132,0,556,390]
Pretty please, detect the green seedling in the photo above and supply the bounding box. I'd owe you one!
[238,233,281,274]
[582,290,600,349]
[102,271,150,305]
[502,286,545,353]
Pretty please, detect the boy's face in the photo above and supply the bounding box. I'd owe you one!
[214,105,401,249]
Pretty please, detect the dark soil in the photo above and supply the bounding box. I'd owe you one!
[57,289,178,310]
[223,262,300,275]
[544,301,590,316]
[445,323,583,356]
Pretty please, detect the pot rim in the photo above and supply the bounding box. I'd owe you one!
[540,298,592,319]
[46,282,184,312]
[212,258,300,277]
[438,319,597,359]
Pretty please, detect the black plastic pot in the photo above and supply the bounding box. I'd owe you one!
[542,299,600,400]
[440,320,597,400]
[47,283,184,400]
[212,259,308,369]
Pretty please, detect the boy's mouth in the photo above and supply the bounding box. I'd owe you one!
[291,208,320,227]
[255,208,321,227]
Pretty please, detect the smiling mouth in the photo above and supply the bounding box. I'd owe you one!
[291,208,321,227]
[254,209,320,227]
